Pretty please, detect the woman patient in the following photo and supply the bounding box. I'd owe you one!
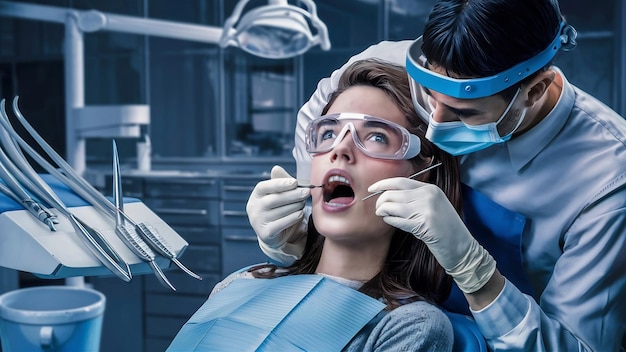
[169,59,462,351]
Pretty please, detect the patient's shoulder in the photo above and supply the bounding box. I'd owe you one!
[385,301,454,334]
[209,265,286,296]
[209,270,255,296]
[349,301,454,352]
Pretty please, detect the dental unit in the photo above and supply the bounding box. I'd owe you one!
[0,0,331,288]
[0,103,132,282]
[0,98,191,286]
[9,97,201,284]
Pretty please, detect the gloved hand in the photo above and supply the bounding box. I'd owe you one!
[246,165,310,265]
[369,178,496,293]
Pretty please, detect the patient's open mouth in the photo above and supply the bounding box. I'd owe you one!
[323,174,355,207]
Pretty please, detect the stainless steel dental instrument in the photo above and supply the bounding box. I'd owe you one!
[361,162,443,201]
[133,220,203,281]
[297,184,323,189]
[6,96,202,282]
[0,158,60,228]
[0,132,59,228]
[0,99,132,282]
[0,162,56,231]
[113,140,176,291]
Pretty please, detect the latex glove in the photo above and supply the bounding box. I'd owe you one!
[370,178,496,293]
[246,165,310,265]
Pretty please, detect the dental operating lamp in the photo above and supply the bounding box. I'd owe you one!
[221,0,330,59]
[0,0,330,283]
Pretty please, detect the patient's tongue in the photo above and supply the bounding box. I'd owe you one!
[327,184,354,204]
[329,196,353,204]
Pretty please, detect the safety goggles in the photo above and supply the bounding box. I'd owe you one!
[405,21,576,99]
[305,112,421,160]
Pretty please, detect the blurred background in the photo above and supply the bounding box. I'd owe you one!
[0,0,623,351]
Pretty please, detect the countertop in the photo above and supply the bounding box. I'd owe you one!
[83,167,271,190]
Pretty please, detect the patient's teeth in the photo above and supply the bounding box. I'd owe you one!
[328,175,349,184]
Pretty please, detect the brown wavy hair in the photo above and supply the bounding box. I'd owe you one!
[252,59,462,310]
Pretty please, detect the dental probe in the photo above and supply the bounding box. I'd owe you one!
[361,162,443,201]
[297,184,323,189]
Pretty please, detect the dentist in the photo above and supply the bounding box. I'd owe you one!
[246,0,626,351]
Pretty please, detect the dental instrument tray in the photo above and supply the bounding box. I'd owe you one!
[0,174,188,279]
[0,96,197,288]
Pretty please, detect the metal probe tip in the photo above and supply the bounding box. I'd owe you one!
[297,184,323,189]
[44,218,56,231]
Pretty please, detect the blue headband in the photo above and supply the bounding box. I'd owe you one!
[406,21,576,99]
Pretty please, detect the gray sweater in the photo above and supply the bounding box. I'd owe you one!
[343,300,453,352]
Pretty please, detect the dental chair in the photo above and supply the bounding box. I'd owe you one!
[444,310,488,352]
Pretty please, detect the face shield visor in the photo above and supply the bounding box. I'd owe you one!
[405,21,576,105]
[305,113,421,160]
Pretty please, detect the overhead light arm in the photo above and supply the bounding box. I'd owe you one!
[0,0,330,55]
[74,9,224,43]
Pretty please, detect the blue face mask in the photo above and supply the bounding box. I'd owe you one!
[425,89,527,156]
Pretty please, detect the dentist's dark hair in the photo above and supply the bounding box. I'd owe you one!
[251,59,462,310]
[421,0,563,100]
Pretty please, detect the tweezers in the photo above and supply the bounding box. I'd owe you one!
[112,143,202,282]
[113,140,176,290]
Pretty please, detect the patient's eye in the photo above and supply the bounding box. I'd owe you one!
[320,128,336,141]
[365,131,389,145]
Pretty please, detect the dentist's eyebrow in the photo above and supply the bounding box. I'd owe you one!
[445,104,482,117]
[422,86,482,117]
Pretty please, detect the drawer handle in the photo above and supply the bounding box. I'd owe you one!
[222,210,247,217]
[224,236,257,242]
[223,186,254,192]
[154,208,208,216]
[149,179,216,185]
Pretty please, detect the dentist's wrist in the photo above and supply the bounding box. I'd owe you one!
[445,240,497,293]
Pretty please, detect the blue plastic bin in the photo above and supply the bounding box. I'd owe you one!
[0,286,105,352]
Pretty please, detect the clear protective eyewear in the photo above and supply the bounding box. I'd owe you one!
[405,21,576,99]
[305,112,421,160]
